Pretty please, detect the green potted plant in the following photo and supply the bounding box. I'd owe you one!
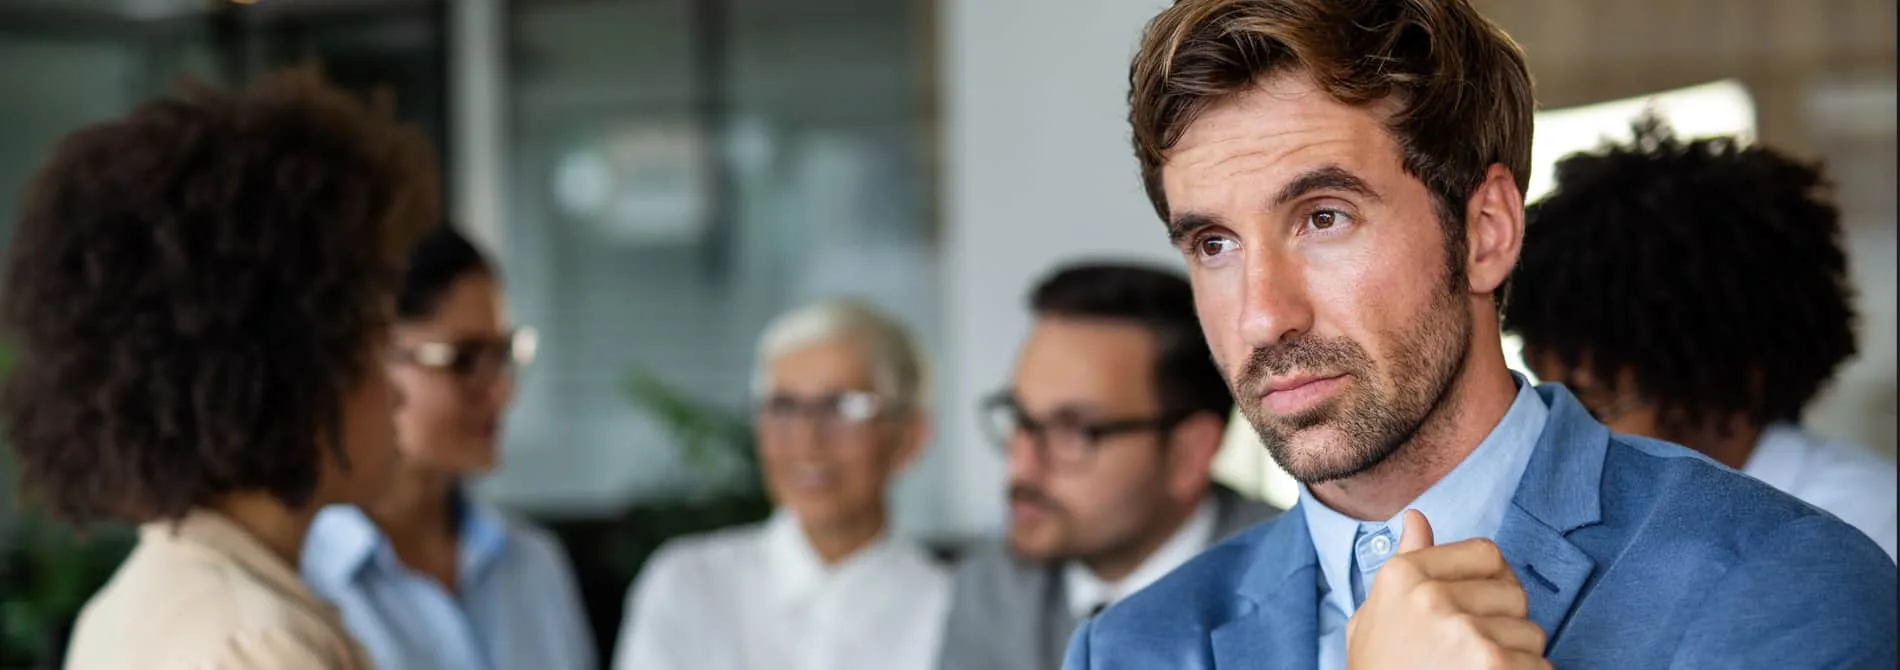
[1,516,134,668]
[621,368,763,497]
[542,366,774,664]
[604,367,772,568]
[0,345,138,668]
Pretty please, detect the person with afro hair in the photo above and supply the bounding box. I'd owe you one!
[3,66,439,667]
[1503,114,1895,558]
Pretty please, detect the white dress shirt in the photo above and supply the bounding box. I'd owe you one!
[1744,422,1898,560]
[611,510,950,670]
[1062,495,1218,619]
[1301,375,1550,670]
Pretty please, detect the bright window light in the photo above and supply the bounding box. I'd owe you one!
[1525,79,1757,203]
[1210,81,1759,507]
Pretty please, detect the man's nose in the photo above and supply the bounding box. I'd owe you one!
[1003,427,1047,483]
[1236,251,1314,350]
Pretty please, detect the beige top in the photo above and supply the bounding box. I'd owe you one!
[62,509,373,670]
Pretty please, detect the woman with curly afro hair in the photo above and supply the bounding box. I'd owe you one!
[3,66,439,667]
[1503,114,1895,558]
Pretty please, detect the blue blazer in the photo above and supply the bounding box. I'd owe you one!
[1064,384,1896,669]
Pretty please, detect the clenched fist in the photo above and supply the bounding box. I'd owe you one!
[1345,510,1550,670]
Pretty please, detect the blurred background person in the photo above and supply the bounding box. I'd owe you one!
[611,298,947,670]
[1504,117,1897,558]
[0,67,436,668]
[302,223,596,669]
[939,262,1279,670]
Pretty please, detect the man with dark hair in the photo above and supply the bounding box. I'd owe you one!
[938,261,1279,670]
[1065,0,1897,668]
[3,66,438,667]
[1504,117,1895,558]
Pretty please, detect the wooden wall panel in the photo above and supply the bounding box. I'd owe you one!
[1474,0,1896,153]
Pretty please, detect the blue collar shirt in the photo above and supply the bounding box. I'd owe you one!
[301,498,596,670]
[1300,374,1550,670]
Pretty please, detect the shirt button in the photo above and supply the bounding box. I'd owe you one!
[1369,534,1392,555]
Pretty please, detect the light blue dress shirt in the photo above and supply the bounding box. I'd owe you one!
[1300,374,1549,670]
[301,497,597,670]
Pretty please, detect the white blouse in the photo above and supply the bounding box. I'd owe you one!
[1743,423,1897,560]
[610,511,951,670]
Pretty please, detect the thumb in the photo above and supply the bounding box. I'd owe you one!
[1398,508,1435,553]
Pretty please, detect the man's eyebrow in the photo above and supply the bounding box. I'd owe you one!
[1166,212,1222,245]
[1045,401,1107,422]
[1166,165,1378,243]
[1270,164,1380,211]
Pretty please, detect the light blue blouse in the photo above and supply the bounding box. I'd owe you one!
[301,498,596,670]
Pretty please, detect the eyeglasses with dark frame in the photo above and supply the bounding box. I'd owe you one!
[979,391,1186,472]
[389,327,538,382]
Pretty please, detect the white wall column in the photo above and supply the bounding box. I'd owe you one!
[937,0,1179,538]
[449,0,508,256]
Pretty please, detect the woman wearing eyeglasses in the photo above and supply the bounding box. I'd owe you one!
[301,224,595,670]
[609,299,949,670]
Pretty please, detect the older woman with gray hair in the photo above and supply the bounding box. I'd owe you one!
[610,298,949,670]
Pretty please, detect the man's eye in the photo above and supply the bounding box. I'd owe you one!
[1197,236,1237,257]
[1306,208,1352,231]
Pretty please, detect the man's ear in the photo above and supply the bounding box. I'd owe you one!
[1164,411,1226,501]
[1463,163,1525,297]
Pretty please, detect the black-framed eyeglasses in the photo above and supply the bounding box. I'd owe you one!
[979,391,1184,472]
[390,327,538,382]
[755,389,895,438]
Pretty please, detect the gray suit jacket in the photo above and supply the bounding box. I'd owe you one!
[937,486,1281,670]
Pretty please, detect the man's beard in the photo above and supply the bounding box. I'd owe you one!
[1004,482,1068,557]
[1233,283,1471,484]
[1005,479,1165,565]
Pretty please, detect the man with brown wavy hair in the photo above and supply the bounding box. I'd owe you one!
[1063,1,1896,668]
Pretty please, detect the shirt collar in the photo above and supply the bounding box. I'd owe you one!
[1062,494,1219,619]
[761,508,899,605]
[301,504,381,591]
[301,492,513,593]
[456,494,511,583]
[1301,372,1549,615]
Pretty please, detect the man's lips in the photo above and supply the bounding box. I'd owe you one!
[1258,373,1346,415]
[1009,500,1053,525]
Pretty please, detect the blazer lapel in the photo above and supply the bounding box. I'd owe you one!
[1497,385,1610,643]
[1211,508,1320,670]
[1495,506,1596,637]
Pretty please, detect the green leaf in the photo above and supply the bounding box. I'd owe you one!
[621,366,762,496]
